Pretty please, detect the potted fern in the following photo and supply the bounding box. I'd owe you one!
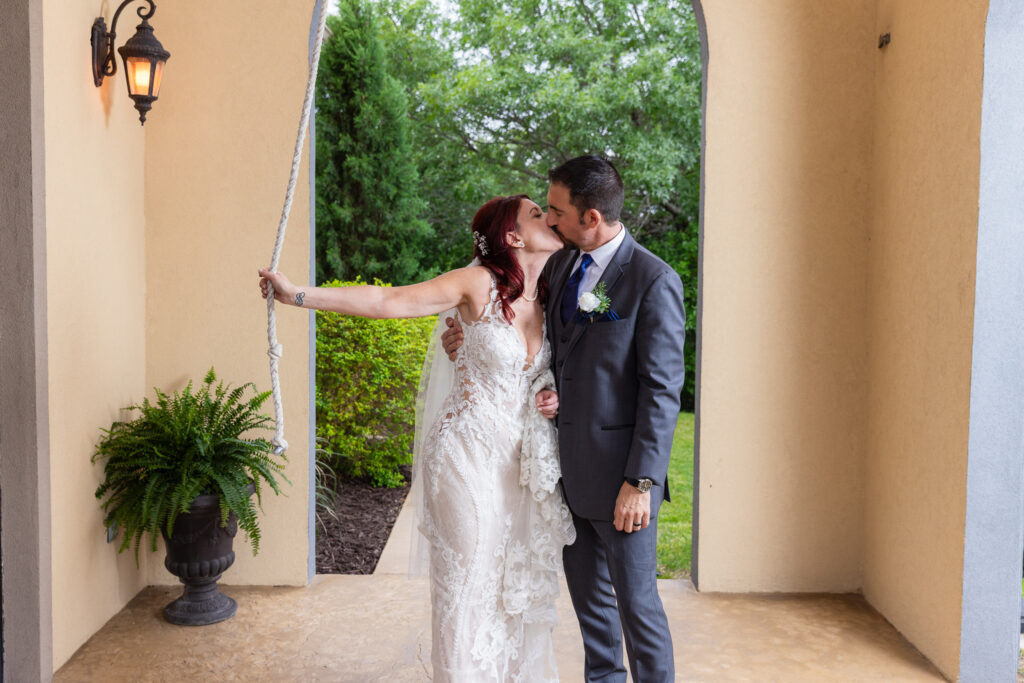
[92,368,289,625]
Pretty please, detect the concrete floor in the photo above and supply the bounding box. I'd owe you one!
[54,576,947,682]
[55,497,946,682]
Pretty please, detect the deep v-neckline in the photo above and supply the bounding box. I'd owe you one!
[508,318,546,369]
[459,269,547,369]
[458,310,545,369]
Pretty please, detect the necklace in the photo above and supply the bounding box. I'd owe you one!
[522,287,540,302]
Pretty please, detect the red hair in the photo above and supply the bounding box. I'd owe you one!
[471,195,548,322]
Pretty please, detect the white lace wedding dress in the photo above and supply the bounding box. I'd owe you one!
[416,276,576,682]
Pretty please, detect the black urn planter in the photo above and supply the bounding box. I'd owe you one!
[160,490,247,626]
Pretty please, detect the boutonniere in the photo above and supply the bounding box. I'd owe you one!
[576,282,621,323]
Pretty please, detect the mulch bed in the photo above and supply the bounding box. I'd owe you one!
[315,466,411,574]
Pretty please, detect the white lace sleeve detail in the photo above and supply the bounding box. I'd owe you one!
[520,370,565,498]
[498,368,576,675]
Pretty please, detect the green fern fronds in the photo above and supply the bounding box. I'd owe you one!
[92,368,290,566]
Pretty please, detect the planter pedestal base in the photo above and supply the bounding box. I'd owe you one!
[161,490,246,626]
[163,573,238,626]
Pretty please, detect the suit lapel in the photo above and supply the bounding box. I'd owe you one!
[563,231,636,355]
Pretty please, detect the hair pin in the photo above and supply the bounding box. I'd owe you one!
[473,230,489,256]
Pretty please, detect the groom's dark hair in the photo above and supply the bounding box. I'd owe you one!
[548,155,624,223]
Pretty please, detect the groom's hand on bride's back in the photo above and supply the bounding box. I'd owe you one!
[442,317,464,361]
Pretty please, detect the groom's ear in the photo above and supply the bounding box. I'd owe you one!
[584,208,603,229]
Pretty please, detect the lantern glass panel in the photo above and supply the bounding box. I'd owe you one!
[152,60,165,97]
[126,57,152,96]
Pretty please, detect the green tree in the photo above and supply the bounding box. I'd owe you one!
[314,0,432,286]
[373,0,702,407]
[373,1,508,274]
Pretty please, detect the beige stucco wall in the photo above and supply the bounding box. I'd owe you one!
[863,0,986,677]
[142,1,313,587]
[44,0,315,671]
[696,0,874,592]
[696,0,986,675]
[43,0,151,670]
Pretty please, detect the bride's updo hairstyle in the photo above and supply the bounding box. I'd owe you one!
[471,194,548,323]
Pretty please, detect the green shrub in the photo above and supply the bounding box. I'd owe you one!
[316,279,436,487]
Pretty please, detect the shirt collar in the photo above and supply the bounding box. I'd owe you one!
[581,224,627,269]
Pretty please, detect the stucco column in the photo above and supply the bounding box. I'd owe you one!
[0,0,53,679]
[960,1,1024,679]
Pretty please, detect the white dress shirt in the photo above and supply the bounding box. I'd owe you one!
[568,224,627,305]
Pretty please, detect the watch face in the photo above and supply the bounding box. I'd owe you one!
[629,478,653,493]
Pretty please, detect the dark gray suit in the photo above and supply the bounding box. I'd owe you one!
[545,230,686,682]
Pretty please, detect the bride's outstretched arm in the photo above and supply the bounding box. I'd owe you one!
[257,267,488,319]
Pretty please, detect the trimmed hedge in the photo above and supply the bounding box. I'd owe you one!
[316,279,436,487]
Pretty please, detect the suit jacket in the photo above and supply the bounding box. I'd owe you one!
[544,230,687,522]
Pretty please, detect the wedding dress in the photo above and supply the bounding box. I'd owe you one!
[413,274,576,682]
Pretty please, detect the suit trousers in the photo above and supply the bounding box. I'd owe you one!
[563,509,675,682]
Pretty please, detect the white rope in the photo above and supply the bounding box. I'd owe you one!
[266,0,330,454]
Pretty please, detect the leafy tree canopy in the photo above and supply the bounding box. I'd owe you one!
[377,1,700,233]
[315,0,700,405]
[371,0,702,405]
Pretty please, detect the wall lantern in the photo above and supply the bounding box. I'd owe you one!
[91,0,170,125]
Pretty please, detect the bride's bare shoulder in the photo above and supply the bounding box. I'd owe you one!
[450,265,493,292]
[427,265,490,292]
[447,265,494,321]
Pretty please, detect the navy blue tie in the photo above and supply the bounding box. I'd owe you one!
[560,254,594,325]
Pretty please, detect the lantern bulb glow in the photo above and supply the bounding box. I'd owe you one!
[128,59,152,95]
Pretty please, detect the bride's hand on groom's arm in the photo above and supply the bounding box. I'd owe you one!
[442,317,464,360]
[535,390,558,419]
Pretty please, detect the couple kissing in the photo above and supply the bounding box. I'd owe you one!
[259,154,686,682]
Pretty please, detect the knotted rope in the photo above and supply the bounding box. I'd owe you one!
[266,0,329,454]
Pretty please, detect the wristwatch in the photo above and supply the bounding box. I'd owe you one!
[626,477,653,493]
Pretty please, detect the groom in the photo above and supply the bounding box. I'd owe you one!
[445,155,685,682]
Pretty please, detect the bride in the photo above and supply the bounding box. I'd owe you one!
[258,194,576,682]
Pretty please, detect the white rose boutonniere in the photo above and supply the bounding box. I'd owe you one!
[578,291,601,313]
[576,282,619,323]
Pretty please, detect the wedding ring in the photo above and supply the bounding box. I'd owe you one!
[632,522,642,527]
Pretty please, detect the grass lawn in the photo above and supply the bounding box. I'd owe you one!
[656,412,694,579]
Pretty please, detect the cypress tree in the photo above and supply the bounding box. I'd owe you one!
[314,0,431,286]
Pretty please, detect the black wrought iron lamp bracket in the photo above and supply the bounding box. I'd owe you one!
[91,0,157,87]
